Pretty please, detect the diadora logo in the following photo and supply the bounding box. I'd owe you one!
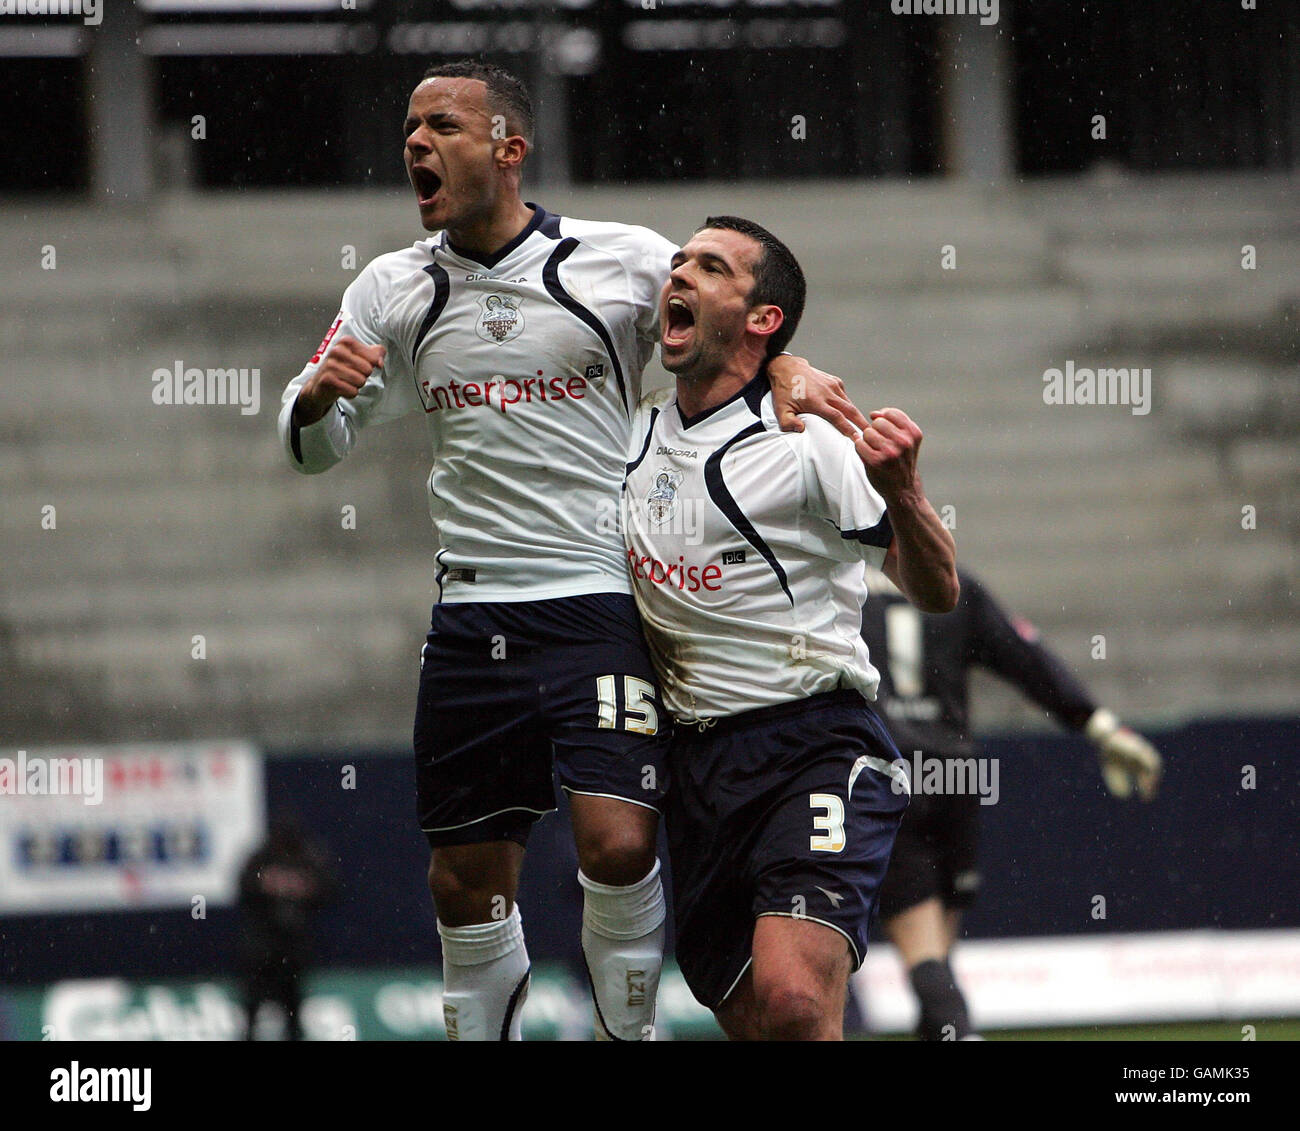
[814,886,845,909]
[655,444,698,460]
[476,294,524,344]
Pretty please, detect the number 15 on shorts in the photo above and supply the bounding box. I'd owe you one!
[595,675,660,735]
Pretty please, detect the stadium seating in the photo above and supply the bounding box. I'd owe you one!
[2,174,1296,746]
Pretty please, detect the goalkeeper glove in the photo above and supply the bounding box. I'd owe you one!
[1085,708,1162,801]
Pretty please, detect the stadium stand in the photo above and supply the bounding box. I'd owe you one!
[2,174,1296,746]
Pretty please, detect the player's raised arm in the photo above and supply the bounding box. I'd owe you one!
[768,353,871,439]
[277,256,418,475]
[291,336,386,427]
[278,329,387,475]
[856,407,959,614]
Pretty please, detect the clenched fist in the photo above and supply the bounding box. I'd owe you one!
[293,336,386,426]
[854,407,923,503]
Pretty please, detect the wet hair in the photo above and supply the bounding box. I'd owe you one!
[698,215,805,356]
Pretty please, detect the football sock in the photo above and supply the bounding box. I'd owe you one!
[579,858,666,1041]
[437,905,530,1041]
[910,956,975,1041]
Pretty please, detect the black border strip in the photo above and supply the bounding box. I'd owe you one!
[704,420,794,606]
[841,510,893,548]
[412,260,451,364]
[542,238,628,412]
[625,406,661,476]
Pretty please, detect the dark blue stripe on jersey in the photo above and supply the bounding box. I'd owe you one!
[841,510,893,548]
[743,364,770,415]
[289,402,343,465]
[447,205,548,270]
[678,370,767,430]
[625,406,661,476]
[412,261,451,363]
[542,238,628,413]
[536,204,563,240]
[704,421,794,607]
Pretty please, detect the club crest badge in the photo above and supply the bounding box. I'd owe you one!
[646,468,684,527]
[476,294,523,344]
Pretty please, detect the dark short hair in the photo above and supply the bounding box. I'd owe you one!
[420,60,534,143]
[698,215,805,357]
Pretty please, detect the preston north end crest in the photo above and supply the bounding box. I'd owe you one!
[646,468,684,527]
[476,294,524,344]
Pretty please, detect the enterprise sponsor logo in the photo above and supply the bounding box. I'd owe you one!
[418,372,589,415]
[627,548,722,592]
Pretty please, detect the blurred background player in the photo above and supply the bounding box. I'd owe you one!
[237,814,338,1041]
[862,565,1163,1040]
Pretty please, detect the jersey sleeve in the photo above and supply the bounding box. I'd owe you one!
[624,227,678,344]
[277,257,417,474]
[964,572,1098,730]
[799,417,893,568]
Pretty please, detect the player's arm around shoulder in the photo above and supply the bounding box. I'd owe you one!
[767,354,871,439]
[855,407,959,614]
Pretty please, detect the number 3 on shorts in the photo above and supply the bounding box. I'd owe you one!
[595,674,660,735]
[810,793,846,853]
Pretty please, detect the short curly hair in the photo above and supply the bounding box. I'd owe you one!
[420,60,534,143]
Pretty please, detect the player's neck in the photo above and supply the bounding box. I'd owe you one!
[675,355,764,421]
[445,197,536,261]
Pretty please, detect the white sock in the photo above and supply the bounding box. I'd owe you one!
[579,859,666,1041]
[437,906,530,1041]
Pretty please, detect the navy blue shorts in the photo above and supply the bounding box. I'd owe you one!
[414,593,669,848]
[667,690,909,1011]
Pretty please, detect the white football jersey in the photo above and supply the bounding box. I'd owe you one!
[278,205,676,603]
[623,376,894,722]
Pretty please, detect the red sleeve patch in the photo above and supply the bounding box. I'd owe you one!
[1011,615,1040,644]
[310,315,344,365]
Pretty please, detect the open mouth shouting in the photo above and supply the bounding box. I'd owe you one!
[410,164,443,209]
[662,293,696,352]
